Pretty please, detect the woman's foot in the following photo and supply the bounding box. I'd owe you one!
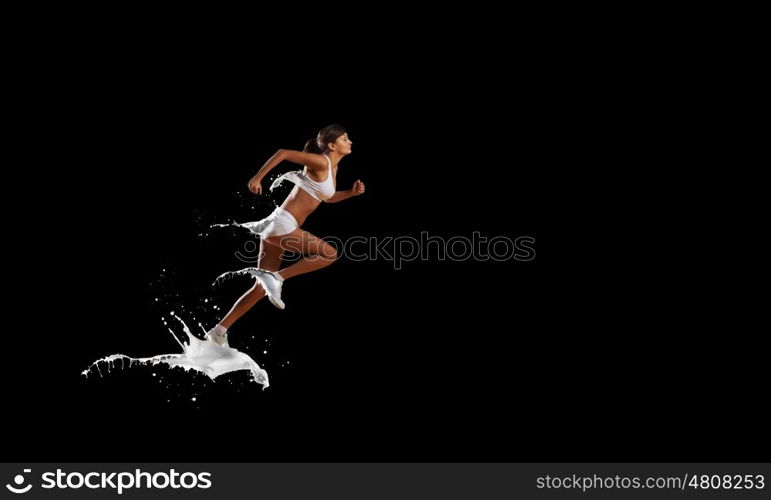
[206,324,229,347]
[249,269,285,309]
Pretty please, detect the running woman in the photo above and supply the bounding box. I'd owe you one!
[207,124,365,346]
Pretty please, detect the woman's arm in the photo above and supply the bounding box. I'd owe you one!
[248,149,328,194]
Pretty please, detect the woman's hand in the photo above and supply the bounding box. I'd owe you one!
[352,179,366,196]
[248,177,263,195]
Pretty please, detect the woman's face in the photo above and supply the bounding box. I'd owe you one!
[330,133,353,155]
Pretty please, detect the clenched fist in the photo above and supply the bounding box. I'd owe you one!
[248,177,263,195]
[352,179,366,196]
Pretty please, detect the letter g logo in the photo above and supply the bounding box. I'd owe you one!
[6,469,32,494]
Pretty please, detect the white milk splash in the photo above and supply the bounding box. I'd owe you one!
[213,267,266,286]
[210,171,307,237]
[211,206,280,238]
[82,313,269,388]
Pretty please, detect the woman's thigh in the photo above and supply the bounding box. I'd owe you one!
[258,238,284,271]
[266,228,336,258]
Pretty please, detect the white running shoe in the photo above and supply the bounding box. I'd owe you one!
[206,328,229,347]
[250,269,285,309]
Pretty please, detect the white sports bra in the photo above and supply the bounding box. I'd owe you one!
[269,154,336,202]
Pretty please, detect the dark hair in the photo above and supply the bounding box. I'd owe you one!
[303,124,347,154]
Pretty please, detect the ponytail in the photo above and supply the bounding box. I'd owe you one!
[303,137,323,154]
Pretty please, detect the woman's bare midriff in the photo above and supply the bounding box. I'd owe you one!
[277,164,337,227]
[279,186,321,227]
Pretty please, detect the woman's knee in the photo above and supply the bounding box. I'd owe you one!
[316,243,338,264]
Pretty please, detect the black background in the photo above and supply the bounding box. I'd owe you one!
[6,39,766,463]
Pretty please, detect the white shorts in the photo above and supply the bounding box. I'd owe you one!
[240,207,298,239]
